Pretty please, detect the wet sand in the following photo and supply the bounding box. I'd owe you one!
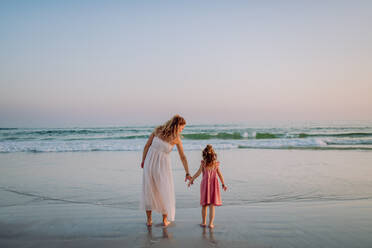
[1,199,372,247]
[1,150,372,247]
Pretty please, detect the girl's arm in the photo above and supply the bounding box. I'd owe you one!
[217,166,227,191]
[188,163,203,187]
[175,136,191,182]
[141,132,155,168]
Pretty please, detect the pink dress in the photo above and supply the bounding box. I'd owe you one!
[200,161,222,206]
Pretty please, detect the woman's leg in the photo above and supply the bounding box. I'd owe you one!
[201,205,208,226]
[208,205,215,228]
[146,210,152,226]
[162,214,170,226]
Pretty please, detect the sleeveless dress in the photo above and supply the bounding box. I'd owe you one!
[200,161,222,206]
[140,136,175,221]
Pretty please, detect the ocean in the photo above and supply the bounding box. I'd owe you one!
[1,121,372,153]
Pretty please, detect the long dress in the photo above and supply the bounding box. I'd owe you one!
[140,136,175,221]
[200,162,222,206]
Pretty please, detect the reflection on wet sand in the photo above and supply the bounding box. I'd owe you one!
[146,226,173,245]
[202,226,218,245]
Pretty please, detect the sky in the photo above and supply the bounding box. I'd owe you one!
[1,0,371,127]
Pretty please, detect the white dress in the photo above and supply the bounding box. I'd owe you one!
[140,136,175,221]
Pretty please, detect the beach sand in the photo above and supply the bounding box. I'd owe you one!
[1,150,372,247]
[1,199,372,247]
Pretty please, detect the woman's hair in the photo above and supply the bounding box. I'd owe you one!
[155,115,186,142]
[202,144,217,167]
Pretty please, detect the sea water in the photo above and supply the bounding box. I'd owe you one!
[1,121,372,153]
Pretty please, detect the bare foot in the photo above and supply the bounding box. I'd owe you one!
[146,217,152,226]
[200,223,207,227]
[208,224,214,229]
[162,220,171,227]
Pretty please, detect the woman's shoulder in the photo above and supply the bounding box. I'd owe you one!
[171,134,182,145]
[152,130,168,142]
[150,129,157,138]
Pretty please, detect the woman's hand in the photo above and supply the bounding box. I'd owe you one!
[185,174,192,182]
[141,161,144,169]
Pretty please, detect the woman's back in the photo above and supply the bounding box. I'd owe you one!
[150,136,173,153]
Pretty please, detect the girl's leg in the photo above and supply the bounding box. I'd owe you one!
[201,205,208,226]
[208,205,215,228]
[162,214,170,226]
[146,210,152,226]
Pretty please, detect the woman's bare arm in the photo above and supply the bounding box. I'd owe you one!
[175,137,191,181]
[189,163,203,185]
[141,132,155,168]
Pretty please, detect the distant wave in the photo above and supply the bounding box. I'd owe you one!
[3,132,372,142]
[325,139,372,145]
[0,128,153,136]
[299,132,372,138]
[2,129,111,136]
[182,132,283,140]
[184,132,372,140]
[238,145,372,151]
[0,147,141,153]
[1,135,149,141]
[183,132,243,140]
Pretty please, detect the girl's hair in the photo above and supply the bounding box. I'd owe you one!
[155,115,186,142]
[202,144,217,167]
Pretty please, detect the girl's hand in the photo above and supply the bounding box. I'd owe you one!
[188,179,194,187]
[222,184,227,191]
[141,161,144,168]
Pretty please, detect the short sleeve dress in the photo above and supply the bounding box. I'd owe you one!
[200,161,222,206]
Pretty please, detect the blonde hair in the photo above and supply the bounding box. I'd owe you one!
[155,115,186,142]
[202,144,217,167]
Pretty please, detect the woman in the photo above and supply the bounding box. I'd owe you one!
[140,115,192,227]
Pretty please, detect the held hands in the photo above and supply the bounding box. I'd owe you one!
[187,179,194,187]
[185,174,192,183]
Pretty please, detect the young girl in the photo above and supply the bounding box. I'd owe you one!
[188,144,227,228]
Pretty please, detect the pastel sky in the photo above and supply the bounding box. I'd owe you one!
[1,1,371,127]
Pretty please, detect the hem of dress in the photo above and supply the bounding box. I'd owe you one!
[200,203,222,206]
[140,207,175,221]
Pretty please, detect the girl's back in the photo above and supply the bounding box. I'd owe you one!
[200,161,222,206]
